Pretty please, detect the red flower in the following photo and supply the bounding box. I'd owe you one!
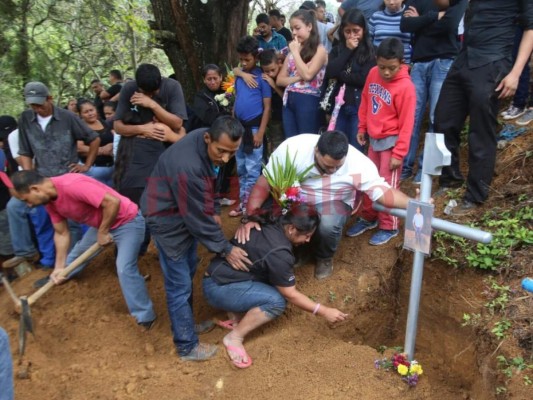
[285,187,299,197]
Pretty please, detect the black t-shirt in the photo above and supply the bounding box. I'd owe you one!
[106,83,123,98]
[80,122,114,166]
[115,78,188,189]
[94,96,105,120]
[277,27,293,43]
[207,223,296,287]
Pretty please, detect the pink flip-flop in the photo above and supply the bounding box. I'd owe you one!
[224,344,252,369]
[215,319,238,330]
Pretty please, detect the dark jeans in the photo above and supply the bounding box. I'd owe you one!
[312,201,351,260]
[154,239,199,356]
[434,53,511,203]
[282,92,321,138]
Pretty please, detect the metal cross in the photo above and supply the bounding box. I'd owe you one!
[374,132,492,360]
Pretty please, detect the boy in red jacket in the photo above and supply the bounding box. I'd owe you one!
[347,37,416,245]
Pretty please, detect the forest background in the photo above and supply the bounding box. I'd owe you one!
[0,0,338,116]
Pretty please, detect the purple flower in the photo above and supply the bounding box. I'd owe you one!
[374,360,381,369]
[404,374,419,386]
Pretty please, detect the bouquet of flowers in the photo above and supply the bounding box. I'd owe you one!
[374,352,423,387]
[214,65,235,112]
[263,148,313,214]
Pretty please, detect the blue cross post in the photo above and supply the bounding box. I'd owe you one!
[374,132,493,361]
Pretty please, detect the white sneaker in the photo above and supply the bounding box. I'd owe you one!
[502,105,526,120]
[220,198,236,206]
[516,108,533,126]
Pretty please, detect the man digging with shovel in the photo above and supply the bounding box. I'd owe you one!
[10,170,156,330]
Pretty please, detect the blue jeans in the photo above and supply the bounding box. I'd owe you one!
[203,276,286,319]
[84,165,114,187]
[282,92,321,138]
[236,132,263,204]
[335,104,362,151]
[66,213,155,323]
[0,327,13,400]
[403,58,453,178]
[154,239,198,356]
[7,197,55,266]
[313,201,351,260]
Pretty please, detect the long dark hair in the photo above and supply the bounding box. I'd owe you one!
[280,203,320,234]
[249,202,320,234]
[339,8,375,64]
[290,10,320,63]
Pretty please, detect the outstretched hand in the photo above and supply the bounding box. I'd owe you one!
[322,306,348,324]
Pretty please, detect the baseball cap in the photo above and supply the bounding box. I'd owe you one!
[23,82,50,105]
[299,1,317,10]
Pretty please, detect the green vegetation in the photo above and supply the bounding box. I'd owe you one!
[433,206,533,271]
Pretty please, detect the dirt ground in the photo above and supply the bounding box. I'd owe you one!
[1,124,532,400]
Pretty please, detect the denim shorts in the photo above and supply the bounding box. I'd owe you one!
[202,276,286,319]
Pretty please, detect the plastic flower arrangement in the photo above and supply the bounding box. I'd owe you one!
[374,353,423,387]
[262,148,313,214]
[214,65,235,111]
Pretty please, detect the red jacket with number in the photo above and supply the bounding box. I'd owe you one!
[358,64,416,160]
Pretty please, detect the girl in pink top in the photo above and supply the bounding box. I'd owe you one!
[277,9,328,138]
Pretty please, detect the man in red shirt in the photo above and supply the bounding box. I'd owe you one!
[11,171,156,329]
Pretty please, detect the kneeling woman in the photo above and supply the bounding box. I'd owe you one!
[202,204,347,368]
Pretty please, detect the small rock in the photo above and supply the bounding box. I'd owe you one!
[16,370,30,380]
[101,315,111,322]
[215,378,224,390]
[146,363,156,371]
[125,382,137,394]
[144,343,155,355]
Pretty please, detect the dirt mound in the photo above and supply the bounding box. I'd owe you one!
[1,125,532,400]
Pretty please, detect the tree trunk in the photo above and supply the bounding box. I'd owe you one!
[149,0,249,101]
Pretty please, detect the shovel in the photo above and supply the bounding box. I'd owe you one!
[8,242,101,356]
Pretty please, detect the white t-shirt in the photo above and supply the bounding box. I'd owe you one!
[37,114,52,132]
[7,129,20,158]
[263,134,389,207]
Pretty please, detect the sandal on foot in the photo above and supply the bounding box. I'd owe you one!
[224,344,252,369]
[215,319,238,330]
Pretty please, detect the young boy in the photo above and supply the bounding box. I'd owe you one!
[229,36,272,217]
[347,37,416,245]
[259,49,285,156]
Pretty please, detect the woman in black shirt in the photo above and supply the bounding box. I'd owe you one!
[203,204,347,368]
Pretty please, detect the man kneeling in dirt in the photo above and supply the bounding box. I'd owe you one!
[240,131,413,280]
[11,170,156,329]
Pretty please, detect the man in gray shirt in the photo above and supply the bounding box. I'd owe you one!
[3,82,99,275]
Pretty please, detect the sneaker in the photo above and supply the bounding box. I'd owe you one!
[138,318,157,331]
[502,105,526,120]
[516,108,533,126]
[2,254,39,269]
[369,229,399,246]
[500,105,513,117]
[346,219,378,237]
[194,320,215,335]
[314,258,333,280]
[412,170,422,185]
[180,343,218,362]
[400,170,412,181]
[220,198,236,206]
[451,199,480,216]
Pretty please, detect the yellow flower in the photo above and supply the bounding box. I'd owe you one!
[397,364,409,376]
[226,86,235,94]
[410,364,423,375]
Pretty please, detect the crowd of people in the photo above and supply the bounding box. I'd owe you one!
[0,0,532,380]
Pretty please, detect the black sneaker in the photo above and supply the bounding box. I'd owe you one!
[138,318,157,331]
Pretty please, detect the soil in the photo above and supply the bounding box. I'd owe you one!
[1,122,532,400]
